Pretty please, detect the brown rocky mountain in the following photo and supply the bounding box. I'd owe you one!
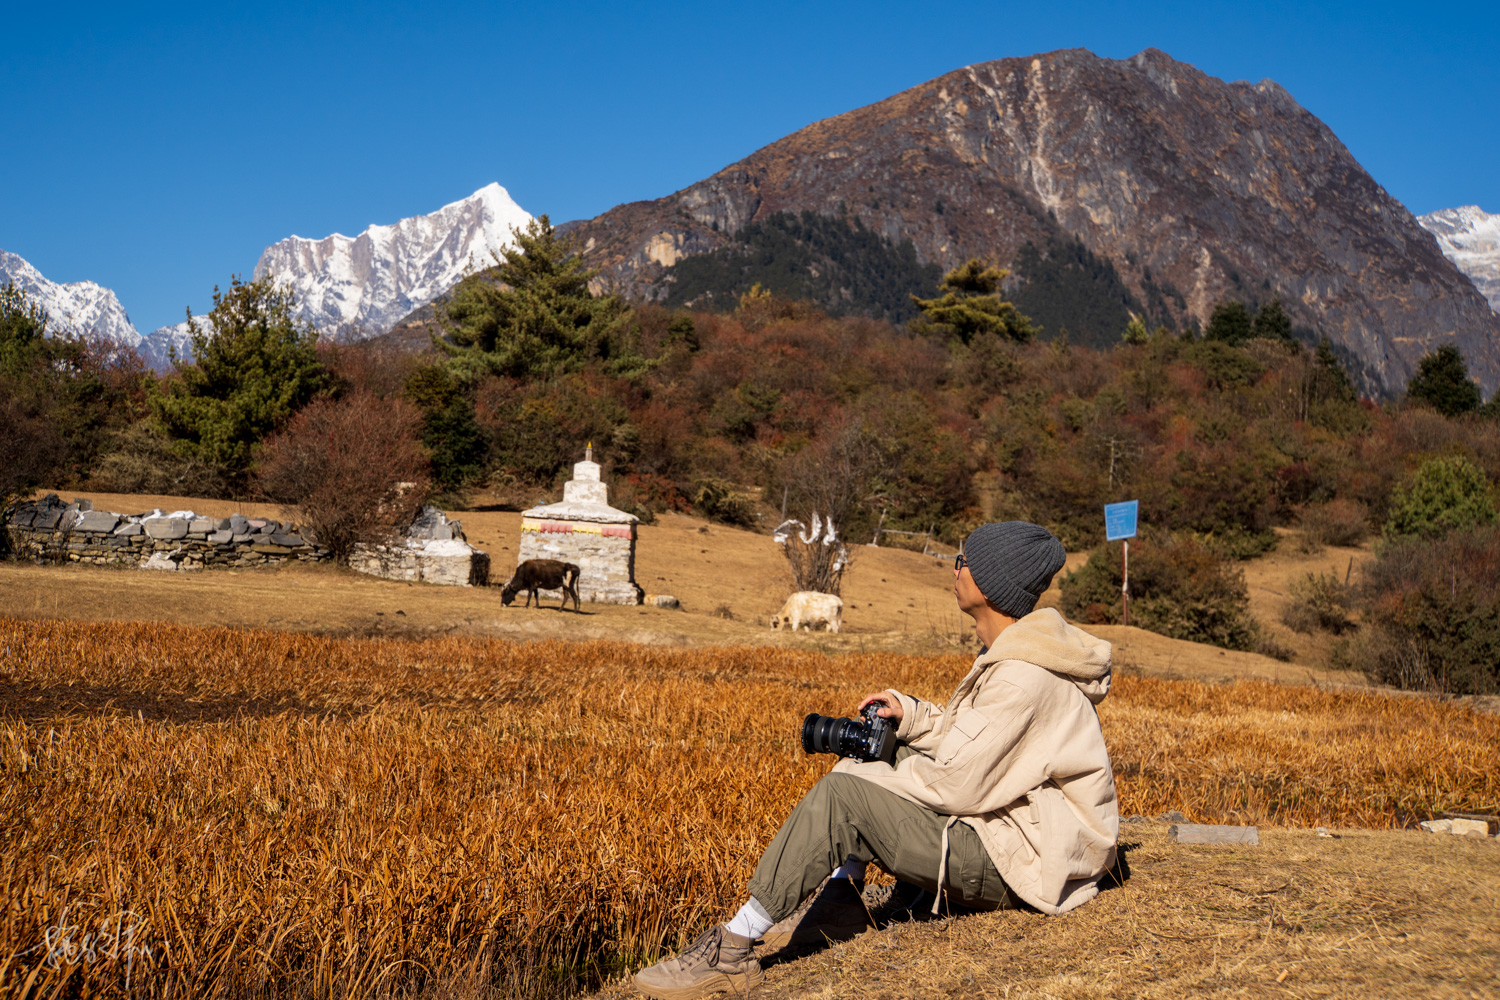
[566,48,1500,396]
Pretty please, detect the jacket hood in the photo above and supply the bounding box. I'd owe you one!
[980,608,1113,704]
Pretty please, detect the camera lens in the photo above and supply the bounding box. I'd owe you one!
[802,713,857,756]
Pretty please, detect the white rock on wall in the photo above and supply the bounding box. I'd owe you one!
[349,538,490,587]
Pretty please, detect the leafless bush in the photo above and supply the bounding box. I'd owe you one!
[1253,632,1296,662]
[1280,572,1354,635]
[257,392,431,561]
[1296,499,1369,549]
[90,423,233,498]
[772,420,874,596]
[775,519,851,595]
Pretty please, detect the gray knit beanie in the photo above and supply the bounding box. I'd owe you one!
[962,521,1066,618]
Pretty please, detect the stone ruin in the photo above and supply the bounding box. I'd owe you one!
[348,506,490,587]
[2,493,329,570]
[518,447,643,604]
[2,495,489,586]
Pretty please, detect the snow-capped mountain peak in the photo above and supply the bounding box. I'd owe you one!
[0,249,141,347]
[253,183,534,339]
[1417,206,1500,314]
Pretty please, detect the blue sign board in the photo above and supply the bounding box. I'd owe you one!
[1104,501,1139,541]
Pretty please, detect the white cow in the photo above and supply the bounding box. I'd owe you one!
[770,591,844,633]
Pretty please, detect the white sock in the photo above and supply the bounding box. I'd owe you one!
[725,897,775,940]
[832,857,868,881]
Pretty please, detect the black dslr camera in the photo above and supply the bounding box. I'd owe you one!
[801,702,898,765]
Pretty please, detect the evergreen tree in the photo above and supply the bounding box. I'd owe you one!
[1406,343,1481,416]
[0,281,53,377]
[1204,300,1253,345]
[1,282,140,502]
[1007,237,1139,349]
[438,215,649,380]
[1312,337,1357,404]
[910,258,1037,344]
[1252,298,1293,343]
[1,283,67,508]
[402,363,489,489]
[149,275,328,472]
[1383,455,1496,538]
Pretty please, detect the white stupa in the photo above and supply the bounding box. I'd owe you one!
[518,445,643,604]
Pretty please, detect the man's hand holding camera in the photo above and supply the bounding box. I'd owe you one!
[856,691,903,724]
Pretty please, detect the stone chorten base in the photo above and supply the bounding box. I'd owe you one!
[518,448,642,605]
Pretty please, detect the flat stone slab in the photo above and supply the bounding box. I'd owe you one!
[144,517,189,540]
[269,532,305,547]
[189,518,216,534]
[1423,817,1498,837]
[114,522,144,536]
[75,511,120,533]
[1169,824,1260,846]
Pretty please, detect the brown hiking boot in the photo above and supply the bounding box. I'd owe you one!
[634,925,763,1000]
[758,877,872,951]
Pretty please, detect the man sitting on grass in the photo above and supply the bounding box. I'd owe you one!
[634,521,1120,999]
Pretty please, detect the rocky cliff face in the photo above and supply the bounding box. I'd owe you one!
[254,183,533,339]
[1418,206,1500,315]
[567,49,1500,396]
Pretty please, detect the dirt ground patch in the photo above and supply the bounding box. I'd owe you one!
[595,824,1500,1000]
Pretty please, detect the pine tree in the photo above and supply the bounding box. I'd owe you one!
[1252,298,1293,343]
[1204,300,1253,345]
[1406,344,1481,416]
[910,258,1037,343]
[1312,338,1356,404]
[438,215,649,380]
[149,275,328,472]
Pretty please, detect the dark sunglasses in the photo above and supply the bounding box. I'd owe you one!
[955,553,966,571]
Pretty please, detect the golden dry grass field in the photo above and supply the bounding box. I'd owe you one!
[2,615,1498,999]
[2,490,1496,998]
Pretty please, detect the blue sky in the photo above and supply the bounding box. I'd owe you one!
[2,1,1496,334]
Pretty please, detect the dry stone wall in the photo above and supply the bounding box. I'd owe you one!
[3,494,329,571]
[349,507,490,587]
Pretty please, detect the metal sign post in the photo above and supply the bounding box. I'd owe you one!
[1104,501,1139,628]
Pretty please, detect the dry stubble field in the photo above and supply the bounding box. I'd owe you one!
[2,613,1498,999]
[2,490,1496,998]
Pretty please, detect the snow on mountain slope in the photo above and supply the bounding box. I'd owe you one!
[253,183,533,338]
[1418,206,1500,314]
[0,249,141,348]
[139,317,211,371]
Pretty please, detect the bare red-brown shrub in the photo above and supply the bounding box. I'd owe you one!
[257,391,431,560]
[1296,497,1369,547]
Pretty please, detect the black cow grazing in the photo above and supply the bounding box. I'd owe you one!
[501,559,581,611]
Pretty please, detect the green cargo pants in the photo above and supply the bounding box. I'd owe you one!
[745,763,1017,922]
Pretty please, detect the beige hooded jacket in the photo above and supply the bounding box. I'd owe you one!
[833,607,1118,915]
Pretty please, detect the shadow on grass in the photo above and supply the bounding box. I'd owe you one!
[0,680,359,725]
